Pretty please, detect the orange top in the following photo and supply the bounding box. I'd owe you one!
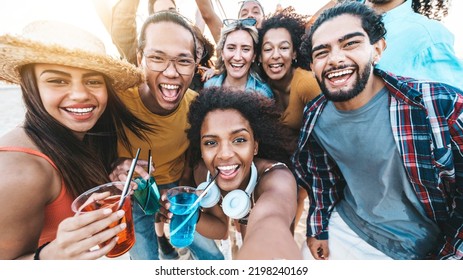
[0,147,74,246]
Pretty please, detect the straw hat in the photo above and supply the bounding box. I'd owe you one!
[0,20,142,91]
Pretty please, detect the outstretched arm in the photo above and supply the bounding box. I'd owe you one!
[195,0,223,44]
[236,166,301,260]
[110,0,141,65]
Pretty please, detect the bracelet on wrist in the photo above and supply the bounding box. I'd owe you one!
[34,241,50,260]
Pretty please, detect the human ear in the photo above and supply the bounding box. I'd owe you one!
[137,51,143,67]
[372,38,386,65]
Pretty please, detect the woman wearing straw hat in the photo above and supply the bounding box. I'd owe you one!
[0,20,151,259]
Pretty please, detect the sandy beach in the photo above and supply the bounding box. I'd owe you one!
[0,84,25,136]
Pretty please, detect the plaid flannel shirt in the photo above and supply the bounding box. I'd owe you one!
[292,69,463,259]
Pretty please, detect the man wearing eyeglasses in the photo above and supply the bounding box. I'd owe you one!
[110,11,224,261]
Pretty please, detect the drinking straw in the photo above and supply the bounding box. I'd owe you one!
[117,148,141,210]
[184,170,219,214]
[169,171,219,238]
[147,149,161,199]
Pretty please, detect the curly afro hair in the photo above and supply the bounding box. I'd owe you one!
[187,87,294,168]
[257,6,310,73]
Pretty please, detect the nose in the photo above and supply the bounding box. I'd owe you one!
[327,47,346,66]
[163,59,180,77]
[271,49,281,60]
[217,142,234,160]
[233,49,243,60]
[69,82,90,100]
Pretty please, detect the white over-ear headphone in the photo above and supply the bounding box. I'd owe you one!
[196,162,258,219]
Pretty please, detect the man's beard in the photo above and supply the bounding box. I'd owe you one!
[317,62,372,102]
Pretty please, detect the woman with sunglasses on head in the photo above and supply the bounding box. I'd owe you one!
[204,18,273,99]
[182,87,301,259]
[195,0,266,44]
[0,20,151,259]
[257,7,322,233]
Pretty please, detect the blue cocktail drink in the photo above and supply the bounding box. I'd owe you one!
[167,186,200,248]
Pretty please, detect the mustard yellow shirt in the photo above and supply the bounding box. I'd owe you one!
[118,88,198,184]
[280,68,321,131]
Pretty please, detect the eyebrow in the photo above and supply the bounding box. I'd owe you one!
[226,42,253,47]
[263,40,291,46]
[145,49,194,58]
[201,128,251,139]
[39,70,102,78]
[312,31,366,53]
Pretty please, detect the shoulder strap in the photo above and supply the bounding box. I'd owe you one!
[263,162,288,174]
[0,146,58,170]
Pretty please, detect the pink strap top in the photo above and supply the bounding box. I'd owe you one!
[0,147,75,246]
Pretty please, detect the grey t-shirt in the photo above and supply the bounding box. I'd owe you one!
[313,87,441,259]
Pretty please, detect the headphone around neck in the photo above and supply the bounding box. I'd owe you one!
[196,162,258,219]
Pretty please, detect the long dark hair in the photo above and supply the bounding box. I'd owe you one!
[187,87,294,168]
[20,65,152,198]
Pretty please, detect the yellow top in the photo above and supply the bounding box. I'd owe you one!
[118,87,198,184]
[280,67,321,131]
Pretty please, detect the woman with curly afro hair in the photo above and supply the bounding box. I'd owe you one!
[182,87,301,259]
[257,6,322,233]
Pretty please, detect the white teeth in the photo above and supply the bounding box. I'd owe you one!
[327,69,353,79]
[65,107,93,113]
[160,84,179,90]
[231,63,244,68]
[269,64,283,68]
[217,165,238,171]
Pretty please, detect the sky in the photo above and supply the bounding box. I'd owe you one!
[0,0,461,58]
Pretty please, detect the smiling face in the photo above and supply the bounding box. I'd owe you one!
[260,27,296,81]
[238,1,264,28]
[222,30,256,84]
[139,21,195,115]
[200,109,258,192]
[310,14,382,103]
[34,64,108,139]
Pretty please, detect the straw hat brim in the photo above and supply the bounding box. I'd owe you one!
[0,35,143,91]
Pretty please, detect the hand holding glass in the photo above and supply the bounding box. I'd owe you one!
[166,186,200,248]
[71,182,135,258]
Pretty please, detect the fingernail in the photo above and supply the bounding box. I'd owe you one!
[119,223,127,229]
[103,208,112,215]
[117,210,125,217]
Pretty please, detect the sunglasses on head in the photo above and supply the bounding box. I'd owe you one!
[223,18,257,27]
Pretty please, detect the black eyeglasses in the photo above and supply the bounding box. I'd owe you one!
[143,53,196,75]
[223,18,257,27]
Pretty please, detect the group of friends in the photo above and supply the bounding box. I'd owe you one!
[0,0,462,260]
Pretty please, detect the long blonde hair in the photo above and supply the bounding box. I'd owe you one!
[215,21,259,75]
